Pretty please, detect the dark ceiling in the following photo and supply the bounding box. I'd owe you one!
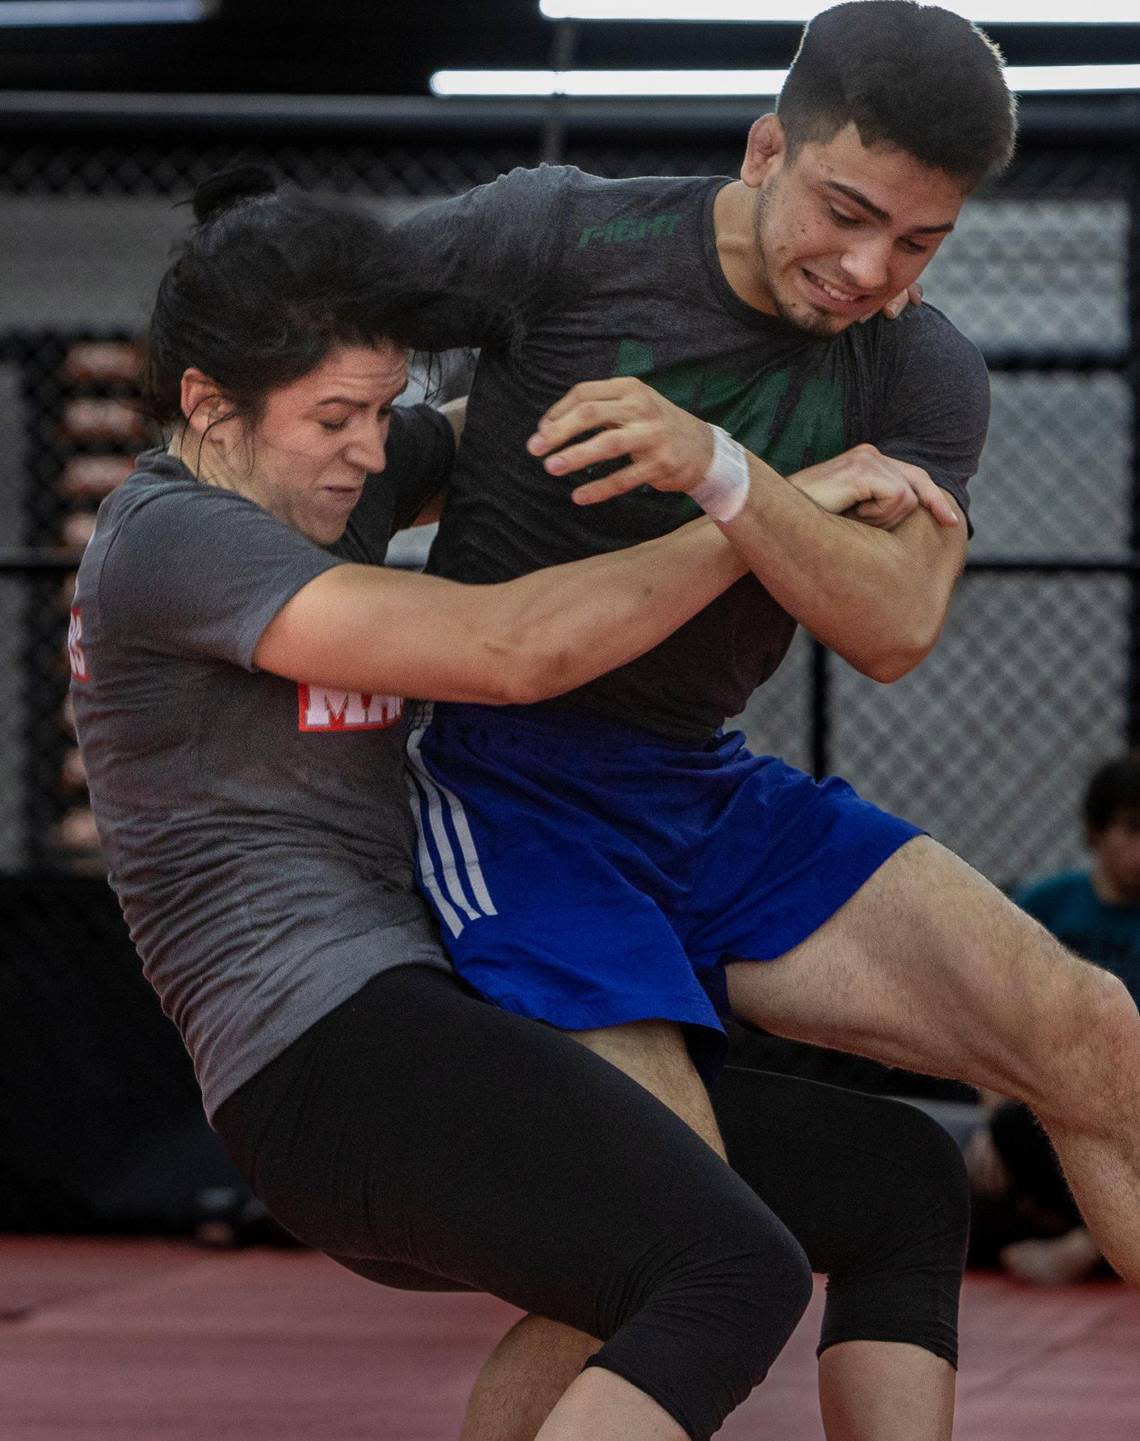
[0,1,1138,96]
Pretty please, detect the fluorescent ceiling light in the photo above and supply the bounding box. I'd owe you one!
[0,1,214,24]
[541,0,1140,19]
[432,68,788,96]
[1009,63,1140,88]
[432,64,1140,96]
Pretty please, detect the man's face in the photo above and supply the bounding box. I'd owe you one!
[743,119,966,337]
[1092,808,1140,905]
[235,343,408,546]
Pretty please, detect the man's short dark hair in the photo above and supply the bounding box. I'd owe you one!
[777,0,1016,190]
[1084,756,1140,834]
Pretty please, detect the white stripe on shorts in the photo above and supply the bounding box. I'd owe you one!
[406,704,499,936]
[405,766,466,939]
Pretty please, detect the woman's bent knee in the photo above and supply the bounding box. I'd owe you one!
[722,1218,815,1373]
[592,1215,813,1440]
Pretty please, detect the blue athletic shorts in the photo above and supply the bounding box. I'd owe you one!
[406,701,922,1079]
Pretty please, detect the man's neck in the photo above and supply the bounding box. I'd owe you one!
[713,181,777,315]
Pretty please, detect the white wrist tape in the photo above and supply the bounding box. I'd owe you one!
[690,424,750,523]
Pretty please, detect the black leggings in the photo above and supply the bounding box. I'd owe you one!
[710,1066,967,1365]
[214,966,966,1438]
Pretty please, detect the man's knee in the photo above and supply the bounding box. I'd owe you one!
[1081,964,1139,1038]
[1078,964,1138,1070]
[1032,960,1139,1126]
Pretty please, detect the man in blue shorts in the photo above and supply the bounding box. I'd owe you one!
[400,3,1140,1429]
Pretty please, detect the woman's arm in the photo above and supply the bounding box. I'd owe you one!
[253,519,746,705]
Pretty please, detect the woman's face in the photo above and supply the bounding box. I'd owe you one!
[223,342,409,546]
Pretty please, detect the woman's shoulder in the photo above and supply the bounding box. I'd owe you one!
[99,446,288,556]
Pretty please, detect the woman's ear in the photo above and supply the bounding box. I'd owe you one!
[179,368,225,436]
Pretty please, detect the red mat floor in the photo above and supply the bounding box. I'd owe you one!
[2,1237,1138,1439]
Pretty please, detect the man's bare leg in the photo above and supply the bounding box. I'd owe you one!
[819,1342,954,1441]
[726,834,1140,1286]
[569,1019,727,1156]
[463,1015,963,1441]
[461,1318,601,1441]
[535,1365,686,1441]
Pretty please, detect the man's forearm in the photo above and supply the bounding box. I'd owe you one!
[525,376,965,680]
[719,455,963,681]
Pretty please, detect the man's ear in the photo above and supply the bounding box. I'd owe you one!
[741,113,786,188]
[179,368,226,436]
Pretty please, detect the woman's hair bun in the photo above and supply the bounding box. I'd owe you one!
[192,165,279,225]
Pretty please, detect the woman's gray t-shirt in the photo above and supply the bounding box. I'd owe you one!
[71,405,454,1118]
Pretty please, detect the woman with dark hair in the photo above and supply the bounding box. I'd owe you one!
[71,167,811,1441]
[72,169,969,1441]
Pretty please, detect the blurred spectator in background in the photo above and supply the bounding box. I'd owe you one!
[968,755,1140,1284]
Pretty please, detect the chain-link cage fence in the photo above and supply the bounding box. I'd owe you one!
[1,116,1136,895]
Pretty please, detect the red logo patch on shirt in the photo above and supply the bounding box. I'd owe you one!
[68,607,90,683]
[297,685,403,732]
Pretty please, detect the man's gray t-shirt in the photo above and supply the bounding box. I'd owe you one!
[71,405,454,1118]
[404,164,990,740]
